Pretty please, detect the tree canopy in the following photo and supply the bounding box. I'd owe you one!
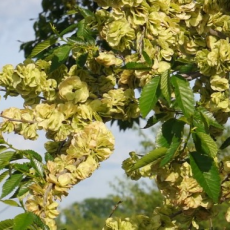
[1,0,230,229]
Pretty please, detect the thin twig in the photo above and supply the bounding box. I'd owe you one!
[169,210,182,218]
[108,201,122,218]
[0,114,35,124]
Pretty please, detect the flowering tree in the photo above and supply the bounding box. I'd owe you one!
[1,0,230,229]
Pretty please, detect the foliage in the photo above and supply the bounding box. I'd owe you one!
[56,179,164,230]
[1,0,230,229]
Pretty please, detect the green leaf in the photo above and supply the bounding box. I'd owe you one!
[192,110,207,133]
[45,152,54,163]
[189,152,220,203]
[142,51,152,66]
[0,146,7,153]
[0,151,15,162]
[199,109,223,129]
[15,180,34,198]
[50,45,71,72]
[30,36,57,57]
[122,62,152,70]
[13,213,34,230]
[0,139,5,144]
[0,219,14,230]
[0,170,9,183]
[76,52,88,68]
[1,173,23,199]
[193,132,218,157]
[30,213,50,230]
[160,70,171,104]
[174,63,197,74]
[220,137,230,150]
[156,118,185,148]
[160,136,182,167]
[0,199,19,207]
[31,158,44,177]
[142,113,167,129]
[20,150,42,162]
[77,20,95,44]
[13,163,31,173]
[139,76,160,118]
[60,24,78,37]
[171,75,195,118]
[77,6,94,18]
[129,147,167,172]
[67,36,86,46]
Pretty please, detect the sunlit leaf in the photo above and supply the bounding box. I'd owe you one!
[60,24,78,37]
[142,51,152,66]
[0,170,9,183]
[171,75,195,118]
[0,219,14,230]
[13,213,34,230]
[31,158,44,177]
[190,152,220,203]
[139,76,160,118]
[20,150,42,162]
[160,70,171,104]
[31,36,57,57]
[0,199,19,207]
[193,132,218,157]
[129,147,167,172]
[1,173,23,199]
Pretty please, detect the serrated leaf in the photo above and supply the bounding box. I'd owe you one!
[13,180,34,198]
[67,36,86,46]
[156,118,185,148]
[160,70,171,104]
[171,75,195,118]
[122,62,152,70]
[31,158,44,177]
[129,147,167,172]
[77,6,94,18]
[77,20,95,44]
[31,36,57,57]
[30,213,50,230]
[0,170,9,183]
[1,173,23,199]
[13,163,31,173]
[50,45,71,72]
[0,151,15,162]
[199,109,223,129]
[192,110,207,133]
[189,152,220,203]
[13,213,34,230]
[160,136,182,167]
[0,199,19,207]
[76,52,88,68]
[0,219,14,230]
[60,24,78,37]
[20,150,42,162]
[142,51,152,66]
[142,113,167,129]
[194,132,218,157]
[139,76,160,118]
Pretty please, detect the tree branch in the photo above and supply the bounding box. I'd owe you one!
[0,114,35,124]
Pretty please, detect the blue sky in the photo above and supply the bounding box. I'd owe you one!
[0,0,154,220]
